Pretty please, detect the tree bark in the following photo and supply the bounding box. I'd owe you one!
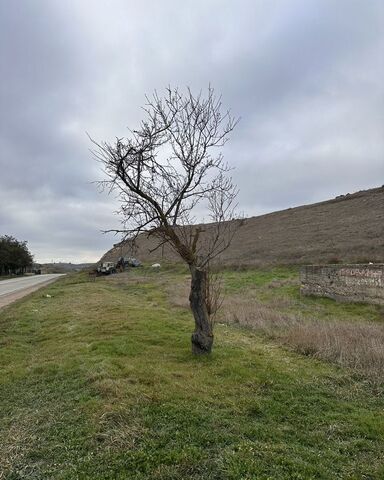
[189,266,213,354]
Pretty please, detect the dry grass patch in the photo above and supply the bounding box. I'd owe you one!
[221,294,297,331]
[222,296,384,384]
[155,271,191,310]
[283,320,384,380]
[0,416,37,479]
[96,409,147,452]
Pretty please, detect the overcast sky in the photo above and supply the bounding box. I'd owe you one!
[1,0,383,263]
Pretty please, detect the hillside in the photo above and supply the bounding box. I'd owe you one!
[39,263,94,274]
[101,186,384,266]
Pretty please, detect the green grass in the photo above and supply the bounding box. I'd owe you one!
[221,266,384,324]
[1,269,384,479]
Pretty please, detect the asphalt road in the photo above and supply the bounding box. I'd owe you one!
[0,274,65,307]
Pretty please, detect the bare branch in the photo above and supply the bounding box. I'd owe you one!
[92,86,239,354]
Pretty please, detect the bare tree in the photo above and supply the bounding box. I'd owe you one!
[91,87,238,354]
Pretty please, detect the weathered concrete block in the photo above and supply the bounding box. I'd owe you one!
[300,264,384,305]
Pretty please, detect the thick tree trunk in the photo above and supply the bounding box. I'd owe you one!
[189,266,213,354]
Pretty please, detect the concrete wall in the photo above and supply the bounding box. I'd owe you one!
[300,264,384,305]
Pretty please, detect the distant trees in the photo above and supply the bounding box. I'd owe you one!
[0,235,33,276]
[91,86,238,354]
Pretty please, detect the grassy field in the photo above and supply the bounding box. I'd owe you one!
[1,267,384,479]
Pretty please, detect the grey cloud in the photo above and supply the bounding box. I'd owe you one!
[1,0,383,262]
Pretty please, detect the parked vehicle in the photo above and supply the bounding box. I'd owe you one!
[97,262,116,275]
[124,257,142,267]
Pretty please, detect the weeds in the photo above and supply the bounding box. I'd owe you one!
[222,296,384,383]
[283,320,384,380]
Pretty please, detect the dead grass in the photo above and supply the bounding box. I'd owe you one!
[221,295,295,330]
[164,274,191,309]
[0,418,36,479]
[0,408,58,480]
[222,296,384,384]
[96,409,147,452]
[283,320,384,378]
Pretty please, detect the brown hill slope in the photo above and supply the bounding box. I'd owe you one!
[101,186,384,266]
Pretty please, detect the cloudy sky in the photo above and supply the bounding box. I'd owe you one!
[1,0,383,263]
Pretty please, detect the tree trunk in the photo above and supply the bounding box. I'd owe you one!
[189,266,213,354]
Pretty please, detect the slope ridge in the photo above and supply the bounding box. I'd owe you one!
[101,186,384,266]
